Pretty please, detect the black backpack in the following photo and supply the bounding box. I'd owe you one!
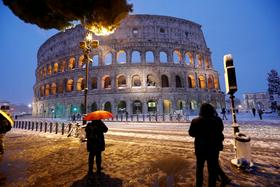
[0,120,12,133]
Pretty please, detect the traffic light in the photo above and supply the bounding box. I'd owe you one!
[224,54,237,94]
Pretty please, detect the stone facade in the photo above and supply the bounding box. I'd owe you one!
[243,92,272,111]
[32,14,225,118]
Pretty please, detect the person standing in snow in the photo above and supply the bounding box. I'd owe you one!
[85,120,108,175]
[0,118,12,154]
[257,109,263,120]
[221,108,227,120]
[189,103,230,187]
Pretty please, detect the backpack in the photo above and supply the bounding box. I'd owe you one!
[0,119,12,133]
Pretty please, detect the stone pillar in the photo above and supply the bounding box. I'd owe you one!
[143,100,148,114]
[158,98,163,114]
[127,49,131,65]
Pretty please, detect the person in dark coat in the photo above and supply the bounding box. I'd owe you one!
[189,103,230,187]
[85,120,108,175]
[221,108,227,120]
[257,109,263,120]
[252,108,256,117]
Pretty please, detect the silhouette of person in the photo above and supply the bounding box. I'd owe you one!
[252,108,256,117]
[85,120,108,175]
[189,103,230,187]
[257,109,263,120]
[221,108,227,120]
[0,118,12,154]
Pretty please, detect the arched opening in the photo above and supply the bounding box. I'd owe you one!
[117,50,126,64]
[190,100,197,111]
[91,102,98,112]
[208,75,214,89]
[45,84,50,96]
[78,55,85,68]
[43,67,47,78]
[176,75,182,88]
[77,77,85,91]
[92,55,99,67]
[205,57,210,69]
[103,76,111,89]
[51,83,57,95]
[69,57,75,70]
[132,75,141,87]
[40,86,44,97]
[57,80,64,93]
[60,60,66,72]
[161,75,169,87]
[132,100,142,114]
[53,63,59,74]
[147,74,156,87]
[173,50,182,64]
[160,51,168,63]
[185,52,192,65]
[131,51,141,64]
[117,75,126,88]
[197,54,203,68]
[117,101,126,114]
[47,65,52,76]
[91,77,97,90]
[163,99,171,114]
[188,75,196,88]
[66,79,74,92]
[147,100,157,113]
[104,53,112,65]
[104,102,112,112]
[145,51,154,63]
[198,75,206,89]
[214,77,219,89]
[177,100,185,110]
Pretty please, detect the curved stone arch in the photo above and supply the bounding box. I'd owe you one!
[145,50,155,64]
[173,49,182,64]
[132,100,143,114]
[57,79,64,93]
[91,102,98,112]
[187,74,196,88]
[76,77,85,91]
[147,99,157,113]
[66,79,74,92]
[131,74,142,87]
[51,82,57,95]
[146,73,157,87]
[117,50,127,64]
[196,54,203,68]
[69,57,75,70]
[185,52,193,65]
[53,63,59,74]
[176,99,185,110]
[91,77,98,90]
[159,51,168,63]
[163,99,172,114]
[117,100,127,113]
[60,60,66,72]
[116,74,127,88]
[104,52,113,65]
[175,75,183,88]
[43,66,47,78]
[40,85,45,97]
[103,101,112,112]
[198,74,206,89]
[78,55,85,68]
[47,64,52,76]
[92,54,99,67]
[131,50,141,64]
[205,56,210,69]
[102,75,112,89]
[45,84,50,96]
[214,75,219,89]
[207,74,214,89]
[161,74,169,87]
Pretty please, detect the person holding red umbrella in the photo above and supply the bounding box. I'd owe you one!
[85,118,108,175]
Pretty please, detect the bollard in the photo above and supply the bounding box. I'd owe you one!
[32,122,34,130]
[55,123,58,134]
[44,122,47,133]
[50,123,53,133]
[36,122,38,131]
[40,122,43,132]
[61,123,65,135]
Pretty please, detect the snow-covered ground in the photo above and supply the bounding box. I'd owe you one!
[0,112,279,186]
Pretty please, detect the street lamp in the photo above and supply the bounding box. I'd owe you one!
[79,32,99,115]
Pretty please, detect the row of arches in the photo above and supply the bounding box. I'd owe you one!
[37,50,212,80]
[36,73,219,97]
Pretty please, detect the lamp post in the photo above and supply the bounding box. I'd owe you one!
[79,31,99,115]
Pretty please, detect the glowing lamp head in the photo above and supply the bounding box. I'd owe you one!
[85,32,93,41]
[86,24,116,36]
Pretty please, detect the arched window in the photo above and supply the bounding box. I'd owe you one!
[173,50,182,64]
[45,84,50,96]
[78,55,85,68]
[77,77,85,91]
[117,101,126,113]
[104,53,112,65]
[160,52,168,63]
[92,55,99,67]
[43,67,47,78]
[91,77,97,89]
[103,76,111,89]
[53,63,59,74]
[69,57,75,70]
[205,57,210,69]
[208,75,214,89]
[161,75,169,87]
[104,102,112,112]
[117,75,126,88]
[185,52,192,65]
[51,83,57,95]
[66,79,74,92]
[57,80,64,93]
[91,102,98,112]
[198,75,206,89]
[40,86,44,97]
[147,100,157,113]
[197,54,203,68]
[132,100,142,114]
[177,100,185,110]
[188,75,196,88]
[163,99,171,114]
[117,50,126,64]
[147,74,156,87]
[176,75,182,88]
[214,77,219,89]
[60,60,66,72]
[132,75,141,87]
[131,51,141,64]
[145,51,154,63]
[190,100,197,110]
[47,65,52,76]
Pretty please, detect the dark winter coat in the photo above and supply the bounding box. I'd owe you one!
[85,120,108,152]
[189,116,224,155]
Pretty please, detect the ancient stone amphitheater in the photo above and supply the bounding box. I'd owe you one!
[32,14,225,119]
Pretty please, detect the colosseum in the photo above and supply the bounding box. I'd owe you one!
[32,14,225,119]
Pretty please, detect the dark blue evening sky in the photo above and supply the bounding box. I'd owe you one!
[0,0,279,104]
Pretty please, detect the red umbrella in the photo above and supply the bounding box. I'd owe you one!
[83,110,113,121]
